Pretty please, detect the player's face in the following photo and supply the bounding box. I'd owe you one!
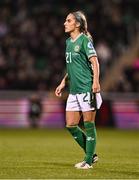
[64,14,78,33]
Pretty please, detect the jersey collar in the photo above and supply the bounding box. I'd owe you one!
[70,33,83,43]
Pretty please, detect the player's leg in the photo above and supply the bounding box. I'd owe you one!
[75,92,99,169]
[83,111,97,166]
[75,111,97,169]
[66,94,87,152]
[66,111,87,151]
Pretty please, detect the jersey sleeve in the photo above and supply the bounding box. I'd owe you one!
[83,36,97,59]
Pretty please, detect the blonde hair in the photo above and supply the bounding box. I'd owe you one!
[71,11,92,39]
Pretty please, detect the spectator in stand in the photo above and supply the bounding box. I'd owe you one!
[28,93,42,128]
[96,40,112,77]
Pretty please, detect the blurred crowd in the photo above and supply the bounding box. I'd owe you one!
[114,57,139,92]
[0,0,138,91]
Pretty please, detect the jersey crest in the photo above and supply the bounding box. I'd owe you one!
[74,45,80,52]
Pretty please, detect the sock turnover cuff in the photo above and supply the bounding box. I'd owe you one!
[66,125,78,128]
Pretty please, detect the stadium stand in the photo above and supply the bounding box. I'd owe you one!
[0,0,138,92]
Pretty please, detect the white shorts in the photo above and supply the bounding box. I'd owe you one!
[66,92,102,112]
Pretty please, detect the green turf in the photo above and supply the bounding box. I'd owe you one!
[0,128,139,179]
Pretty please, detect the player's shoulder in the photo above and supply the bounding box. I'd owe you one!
[82,34,93,44]
[82,34,90,40]
[66,37,71,44]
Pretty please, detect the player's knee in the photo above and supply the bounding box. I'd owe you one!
[84,119,95,123]
[83,111,96,122]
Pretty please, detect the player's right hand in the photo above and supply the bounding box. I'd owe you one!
[55,84,64,97]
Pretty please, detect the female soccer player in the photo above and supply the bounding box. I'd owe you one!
[55,11,102,169]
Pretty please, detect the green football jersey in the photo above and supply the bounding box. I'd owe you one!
[66,33,97,94]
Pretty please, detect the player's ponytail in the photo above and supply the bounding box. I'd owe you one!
[72,11,93,40]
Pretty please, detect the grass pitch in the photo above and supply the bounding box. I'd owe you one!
[0,128,139,179]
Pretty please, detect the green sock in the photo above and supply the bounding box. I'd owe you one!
[67,125,86,152]
[84,121,97,165]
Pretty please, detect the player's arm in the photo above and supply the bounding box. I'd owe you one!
[89,56,100,93]
[55,73,68,97]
